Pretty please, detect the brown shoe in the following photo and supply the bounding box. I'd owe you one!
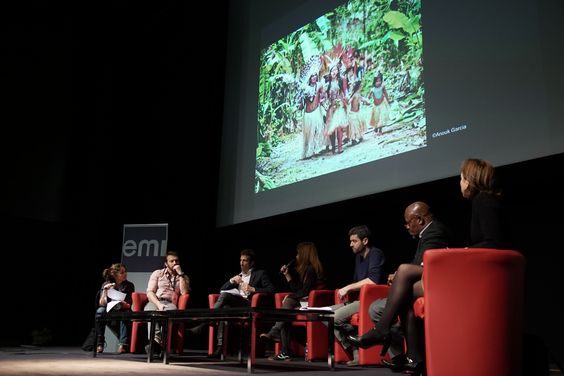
[345,348,359,366]
[96,344,104,353]
[259,332,281,342]
[346,359,359,366]
[117,345,127,354]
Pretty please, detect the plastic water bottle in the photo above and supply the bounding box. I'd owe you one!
[304,342,308,361]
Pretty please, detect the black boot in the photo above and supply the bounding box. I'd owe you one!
[346,327,390,355]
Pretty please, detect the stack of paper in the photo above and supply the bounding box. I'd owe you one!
[106,288,127,312]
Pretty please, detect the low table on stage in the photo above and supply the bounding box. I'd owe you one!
[96,306,334,373]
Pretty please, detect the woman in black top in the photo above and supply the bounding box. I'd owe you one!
[261,242,326,361]
[460,158,505,248]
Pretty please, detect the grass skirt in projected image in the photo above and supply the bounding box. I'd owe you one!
[302,107,325,159]
[325,104,349,136]
[370,100,390,133]
[348,109,366,142]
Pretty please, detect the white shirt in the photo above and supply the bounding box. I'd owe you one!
[238,268,252,298]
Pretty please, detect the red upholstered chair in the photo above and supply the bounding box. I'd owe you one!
[421,248,525,376]
[130,292,190,354]
[333,288,358,363]
[355,284,390,365]
[333,284,390,364]
[207,293,274,357]
[413,296,425,319]
[273,289,334,360]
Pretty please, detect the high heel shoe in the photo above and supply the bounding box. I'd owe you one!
[402,358,424,375]
[346,327,391,356]
[381,355,424,374]
[380,353,407,372]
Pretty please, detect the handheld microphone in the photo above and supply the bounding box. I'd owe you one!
[280,259,296,274]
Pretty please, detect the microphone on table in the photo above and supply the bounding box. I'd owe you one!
[280,259,296,274]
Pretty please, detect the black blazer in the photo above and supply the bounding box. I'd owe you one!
[411,219,452,265]
[220,268,275,295]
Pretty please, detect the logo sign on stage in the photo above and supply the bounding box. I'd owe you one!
[121,224,168,272]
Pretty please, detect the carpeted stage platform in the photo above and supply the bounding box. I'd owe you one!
[0,346,396,376]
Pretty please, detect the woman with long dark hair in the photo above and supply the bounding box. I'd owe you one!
[261,242,326,361]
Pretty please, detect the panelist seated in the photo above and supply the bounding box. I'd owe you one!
[260,241,326,361]
[190,249,275,358]
[94,263,135,354]
[143,250,190,355]
[330,225,385,366]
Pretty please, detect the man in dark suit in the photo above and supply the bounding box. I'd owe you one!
[211,249,275,357]
[348,201,452,371]
[404,201,452,267]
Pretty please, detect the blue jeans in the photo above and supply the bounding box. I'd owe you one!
[95,306,130,346]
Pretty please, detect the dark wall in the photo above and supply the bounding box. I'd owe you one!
[1,1,562,367]
[1,1,226,347]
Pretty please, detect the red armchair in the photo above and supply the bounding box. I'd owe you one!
[333,288,357,363]
[355,284,391,365]
[273,289,334,360]
[207,292,274,357]
[421,248,525,376]
[130,292,190,354]
[333,285,390,365]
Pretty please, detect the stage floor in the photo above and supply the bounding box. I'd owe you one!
[0,346,397,376]
[2,346,562,375]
